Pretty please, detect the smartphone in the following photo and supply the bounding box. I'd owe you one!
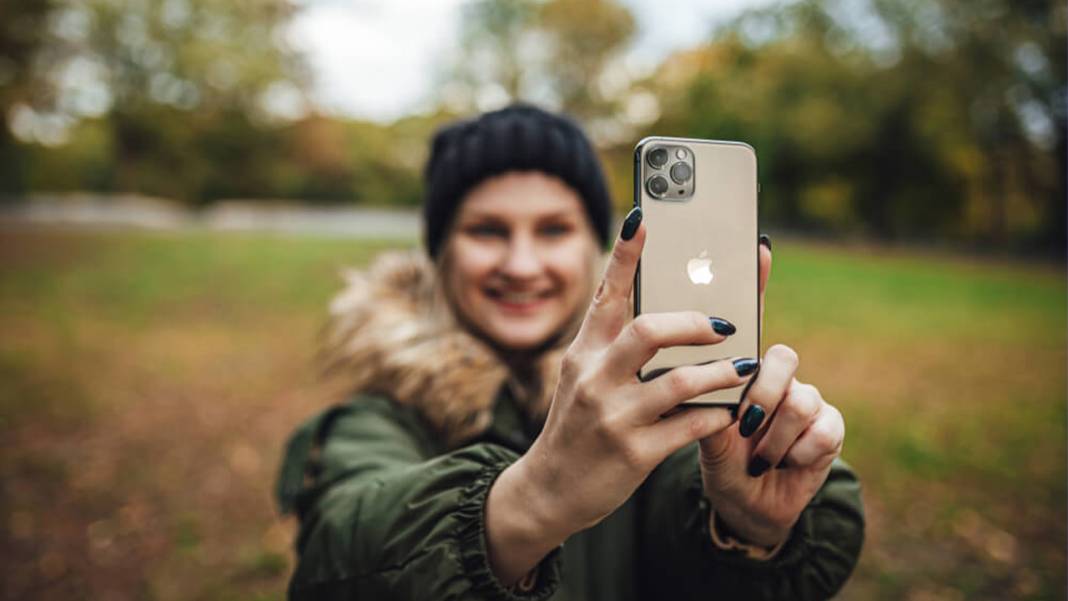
[633,136,759,407]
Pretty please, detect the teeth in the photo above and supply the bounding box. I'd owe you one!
[489,290,544,303]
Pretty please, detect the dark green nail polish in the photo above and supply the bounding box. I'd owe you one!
[732,357,758,377]
[710,317,736,336]
[759,234,772,250]
[747,456,771,477]
[739,404,765,437]
[621,207,642,241]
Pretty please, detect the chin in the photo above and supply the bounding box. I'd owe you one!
[483,319,558,351]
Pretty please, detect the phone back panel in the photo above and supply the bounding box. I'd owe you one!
[634,137,759,406]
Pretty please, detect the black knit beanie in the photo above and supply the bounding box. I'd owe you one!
[422,103,613,258]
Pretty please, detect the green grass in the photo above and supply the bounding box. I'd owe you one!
[0,226,1063,600]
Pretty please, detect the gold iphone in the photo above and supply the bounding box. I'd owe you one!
[633,137,759,407]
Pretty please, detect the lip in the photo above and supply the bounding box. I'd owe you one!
[484,288,555,315]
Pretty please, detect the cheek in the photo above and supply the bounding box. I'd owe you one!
[450,242,501,297]
[544,244,595,305]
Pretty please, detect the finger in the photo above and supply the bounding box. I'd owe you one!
[758,235,772,328]
[633,357,758,422]
[576,207,645,347]
[640,406,735,463]
[735,344,798,439]
[604,311,735,379]
[746,380,823,477]
[778,402,844,471]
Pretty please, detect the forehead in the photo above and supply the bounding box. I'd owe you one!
[457,171,586,221]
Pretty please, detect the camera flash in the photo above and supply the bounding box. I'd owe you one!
[676,148,687,159]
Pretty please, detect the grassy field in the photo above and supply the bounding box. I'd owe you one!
[1,225,1064,600]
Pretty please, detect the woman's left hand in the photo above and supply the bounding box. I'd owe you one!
[696,241,846,548]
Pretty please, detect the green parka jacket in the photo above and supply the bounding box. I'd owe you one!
[275,251,865,601]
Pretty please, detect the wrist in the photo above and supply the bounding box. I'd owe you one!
[709,507,789,560]
[506,451,576,543]
[484,456,569,585]
[710,503,792,549]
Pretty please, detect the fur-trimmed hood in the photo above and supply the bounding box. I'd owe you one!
[319,250,567,449]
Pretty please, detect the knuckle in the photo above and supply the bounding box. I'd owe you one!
[630,314,657,346]
[809,421,841,455]
[800,382,822,400]
[786,392,820,423]
[767,344,799,369]
[598,415,643,466]
[687,311,708,332]
[617,437,647,470]
[592,406,618,438]
[590,279,607,304]
[620,445,645,471]
[687,413,711,439]
[666,369,696,399]
[573,374,601,408]
[828,404,845,439]
[611,239,635,265]
[560,352,582,381]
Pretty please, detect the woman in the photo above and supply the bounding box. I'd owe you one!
[276,104,865,600]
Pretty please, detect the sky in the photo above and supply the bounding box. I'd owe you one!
[288,0,783,122]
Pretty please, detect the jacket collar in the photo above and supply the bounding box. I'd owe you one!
[319,250,564,449]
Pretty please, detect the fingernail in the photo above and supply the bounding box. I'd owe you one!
[738,404,765,437]
[621,207,642,241]
[709,317,736,336]
[732,357,758,377]
[747,456,771,477]
[759,234,772,250]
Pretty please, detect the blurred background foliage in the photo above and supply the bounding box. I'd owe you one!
[1,1,1065,600]
[2,0,1064,252]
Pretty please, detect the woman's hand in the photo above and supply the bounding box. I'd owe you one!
[486,207,754,583]
[696,242,846,548]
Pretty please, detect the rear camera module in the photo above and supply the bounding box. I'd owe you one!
[669,162,692,184]
[647,147,669,169]
[646,175,669,197]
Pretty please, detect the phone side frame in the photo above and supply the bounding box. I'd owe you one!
[631,135,762,409]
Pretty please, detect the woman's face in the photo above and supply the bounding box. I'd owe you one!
[442,171,600,352]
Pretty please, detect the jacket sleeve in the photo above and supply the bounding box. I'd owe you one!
[275,395,563,601]
[636,444,865,601]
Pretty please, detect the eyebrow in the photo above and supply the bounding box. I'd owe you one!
[536,211,577,221]
[459,210,577,223]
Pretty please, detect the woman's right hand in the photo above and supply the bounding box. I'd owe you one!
[486,207,759,584]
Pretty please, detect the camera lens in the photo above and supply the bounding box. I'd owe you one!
[670,162,692,184]
[646,175,669,197]
[647,147,669,169]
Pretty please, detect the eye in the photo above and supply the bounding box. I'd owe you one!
[465,223,508,238]
[538,222,573,238]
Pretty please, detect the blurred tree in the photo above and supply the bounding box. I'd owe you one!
[9,0,309,203]
[445,0,635,122]
[0,0,57,197]
[537,0,635,120]
[450,0,541,104]
[641,0,1065,251]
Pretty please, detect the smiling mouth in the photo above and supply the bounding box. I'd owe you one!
[483,287,555,310]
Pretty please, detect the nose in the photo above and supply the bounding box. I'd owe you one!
[499,231,542,280]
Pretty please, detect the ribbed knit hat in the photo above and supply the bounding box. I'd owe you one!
[422,103,613,257]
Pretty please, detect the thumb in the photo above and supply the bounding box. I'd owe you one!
[698,422,738,471]
[700,361,762,465]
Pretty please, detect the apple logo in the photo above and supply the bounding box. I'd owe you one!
[687,250,715,285]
